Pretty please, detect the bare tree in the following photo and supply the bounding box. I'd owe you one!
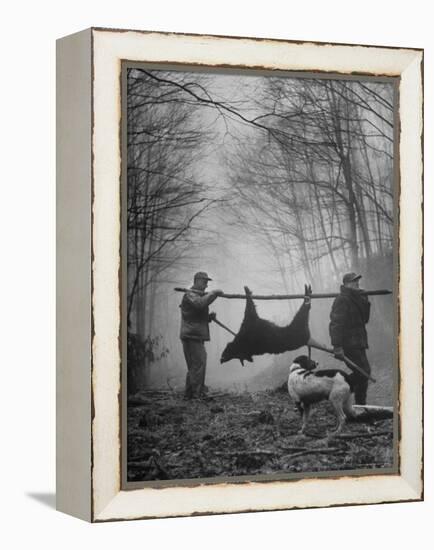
[126,69,225,391]
[223,77,394,289]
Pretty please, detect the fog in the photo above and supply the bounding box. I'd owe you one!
[144,222,393,402]
[127,69,395,403]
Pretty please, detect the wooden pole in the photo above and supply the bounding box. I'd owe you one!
[211,318,237,336]
[174,288,392,300]
[307,338,376,383]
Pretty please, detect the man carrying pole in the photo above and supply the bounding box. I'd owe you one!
[179,272,223,400]
[329,272,372,405]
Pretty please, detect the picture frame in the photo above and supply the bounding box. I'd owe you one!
[56,27,423,522]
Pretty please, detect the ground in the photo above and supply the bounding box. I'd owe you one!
[127,389,394,482]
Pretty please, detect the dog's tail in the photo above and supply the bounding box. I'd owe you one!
[343,394,357,419]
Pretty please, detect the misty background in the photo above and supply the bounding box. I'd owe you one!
[126,67,395,404]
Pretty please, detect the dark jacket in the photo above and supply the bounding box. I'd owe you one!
[180,288,218,341]
[329,286,371,349]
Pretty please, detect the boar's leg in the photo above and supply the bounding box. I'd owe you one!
[241,286,259,326]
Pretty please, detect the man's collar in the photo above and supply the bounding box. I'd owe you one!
[341,285,361,294]
[189,286,205,295]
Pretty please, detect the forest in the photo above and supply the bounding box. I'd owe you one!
[125,67,396,480]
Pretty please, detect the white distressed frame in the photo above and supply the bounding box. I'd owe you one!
[58,28,423,522]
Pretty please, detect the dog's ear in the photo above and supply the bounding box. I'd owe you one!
[308,359,318,370]
[299,357,316,370]
[293,355,307,367]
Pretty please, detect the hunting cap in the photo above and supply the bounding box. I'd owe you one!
[343,272,362,284]
[194,271,212,281]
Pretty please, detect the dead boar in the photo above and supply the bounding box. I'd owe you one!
[220,285,312,366]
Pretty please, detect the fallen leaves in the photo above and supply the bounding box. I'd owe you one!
[127,389,394,482]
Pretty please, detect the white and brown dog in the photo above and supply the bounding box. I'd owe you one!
[288,355,356,435]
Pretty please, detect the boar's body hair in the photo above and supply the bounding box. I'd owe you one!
[220,286,311,365]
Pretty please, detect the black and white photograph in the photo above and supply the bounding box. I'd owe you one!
[124,64,397,484]
[2,0,428,539]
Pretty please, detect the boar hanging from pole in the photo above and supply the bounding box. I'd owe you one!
[174,285,392,369]
[220,285,313,366]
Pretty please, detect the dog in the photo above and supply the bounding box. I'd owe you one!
[287,355,356,435]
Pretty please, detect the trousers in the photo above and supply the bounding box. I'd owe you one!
[343,348,371,405]
[182,339,207,398]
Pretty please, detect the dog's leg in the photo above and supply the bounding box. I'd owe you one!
[329,391,347,435]
[294,401,303,416]
[299,403,311,434]
[343,393,356,420]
